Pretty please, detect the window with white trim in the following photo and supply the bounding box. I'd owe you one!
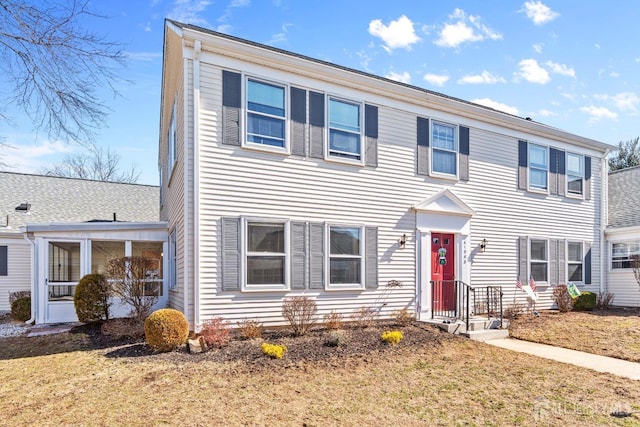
[567,152,584,196]
[611,241,640,269]
[167,100,177,177]
[245,220,288,290]
[246,78,286,149]
[530,239,548,282]
[169,229,177,291]
[529,144,548,190]
[328,97,362,161]
[328,225,364,289]
[567,241,583,282]
[431,121,457,176]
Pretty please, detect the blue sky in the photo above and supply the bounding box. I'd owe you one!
[1,0,639,185]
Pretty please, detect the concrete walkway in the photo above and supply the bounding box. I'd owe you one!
[486,338,640,380]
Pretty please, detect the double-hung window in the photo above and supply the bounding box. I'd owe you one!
[245,221,288,290]
[328,97,362,161]
[567,153,584,196]
[431,122,457,176]
[167,100,177,177]
[169,229,177,291]
[328,226,363,289]
[530,239,548,282]
[246,79,286,149]
[529,144,548,190]
[611,242,640,269]
[567,241,583,282]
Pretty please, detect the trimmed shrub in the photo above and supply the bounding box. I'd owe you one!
[381,330,403,345]
[323,310,344,330]
[11,296,31,322]
[9,290,30,305]
[74,273,111,323]
[392,308,415,326]
[282,296,317,336]
[144,308,189,352]
[552,284,573,313]
[324,330,348,347]
[261,342,288,359]
[350,305,379,328]
[596,292,615,309]
[573,291,597,311]
[237,319,263,340]
[199,317,232,348]
[504,302,525,321]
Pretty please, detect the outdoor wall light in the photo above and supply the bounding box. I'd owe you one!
[480,238,488,253]
[398,233,407,249]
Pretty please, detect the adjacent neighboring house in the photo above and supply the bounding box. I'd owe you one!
[159,19,613,329]
[606,166,640,306]
[0,172,163,322]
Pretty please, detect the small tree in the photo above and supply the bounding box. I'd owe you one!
[106,256,159,322]
[632,255,640,291]
[609,137,640,171]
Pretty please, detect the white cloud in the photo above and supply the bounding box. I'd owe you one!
[386,71,412,84]
[610,71,620,78]
[435,8,502,48]
[167,0,212,25]
[472,98,519,115]
[124,51,162,61]
[537,109,557,117]
[545,61,575,77]
[532,43,543,53]
[423,73,450,87]
[0,139,75,173]
[267,23,292,45]
[458,70,506,84]
[522,1,560,25]
[368,15,421,52]
[595,92,640,112]
[142,21,151,32]
[515,58,550,84]
[580,105,618,121]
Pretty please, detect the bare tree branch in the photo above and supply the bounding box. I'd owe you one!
[0,0,126,143]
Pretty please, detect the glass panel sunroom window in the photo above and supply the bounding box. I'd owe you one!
[247,79,286,148]
[329,226,362,285]
[133,242,164,296]
[91,241,125,275]
[432,122,457,175]
[329,98,361,160]
[529,144,548,190]
[567,153,584,195]
[246,223,285,285]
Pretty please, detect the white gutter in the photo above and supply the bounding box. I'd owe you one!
[181,41,191,327]
[22,231,36,324]
[193,39,202,329]
[600,150,610,295]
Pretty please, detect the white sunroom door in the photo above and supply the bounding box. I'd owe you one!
[46,240,84,323]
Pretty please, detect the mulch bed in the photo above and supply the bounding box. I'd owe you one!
[73,320,454,370]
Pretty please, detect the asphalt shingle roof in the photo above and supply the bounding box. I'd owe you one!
[608,166,640,228]
[0,172,159,233]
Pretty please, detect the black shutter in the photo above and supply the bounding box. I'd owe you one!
[0,246,7,276]
[222,70,241,146]
[584,242,592,285]
[309,222,324,289]
[518,237,528,283]
[290,221,307,290]
[290,87,307,156]
[221,217,240,291]
[417,117,430,176]
[557,149,566,197]
[459,126,470,181]
[549,148,559,195]
[309,91,325,159]
[364,104,378,167]
[584,157,592,200]
[365,227,378,289]
[518,140,528,190]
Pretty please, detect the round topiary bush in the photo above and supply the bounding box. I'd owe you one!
[573,291,597,311]
[144,308,189,352]
[74,273,111,323]
[11,296,31,322]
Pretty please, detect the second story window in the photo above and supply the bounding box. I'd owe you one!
[167,100,177,178]
[328,97,362,161]
[246,79,286,148]
[432,122,457,176]
[567,152,584,196]
[529,144,548,191]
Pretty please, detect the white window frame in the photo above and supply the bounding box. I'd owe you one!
[566,152,585,198]
[167,99,177,179]
[241,217,290,292]
[528,143,549,193]
[430,120,459,179]
[325,223,365,291]
[326,96,364,165]
[243,76,289,154]
[567,240,584,284]
[159,165,164,208]
[529,238,549,283]
[168,229,178,291]
[610,241,640,270]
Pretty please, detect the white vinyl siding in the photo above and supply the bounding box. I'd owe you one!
[169,229,178,291]
[168,99,177,177]
[0,239,31,312]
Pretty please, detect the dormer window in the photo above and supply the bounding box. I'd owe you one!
[15,203,31,212]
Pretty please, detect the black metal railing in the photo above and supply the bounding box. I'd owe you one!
[431,281,504,330]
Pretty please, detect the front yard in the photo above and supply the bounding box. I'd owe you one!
[1,313,639,426]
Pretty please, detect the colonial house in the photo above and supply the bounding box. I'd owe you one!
[0,172,165,323]
[606,166,640,306]
[158,19,613,329]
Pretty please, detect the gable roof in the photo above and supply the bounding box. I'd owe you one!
[608,166,640,229]
[0,172,159,234]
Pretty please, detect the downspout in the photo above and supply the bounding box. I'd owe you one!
[599,150,610,295]
[182,43,190,328]
[22,230,36,324]
[192,39,202,329]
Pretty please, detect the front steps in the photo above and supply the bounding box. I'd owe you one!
[423,317,510,342]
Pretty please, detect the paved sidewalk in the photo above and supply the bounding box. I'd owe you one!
[486,338,640,380]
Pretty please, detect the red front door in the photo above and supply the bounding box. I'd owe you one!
[431,233,455,312]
